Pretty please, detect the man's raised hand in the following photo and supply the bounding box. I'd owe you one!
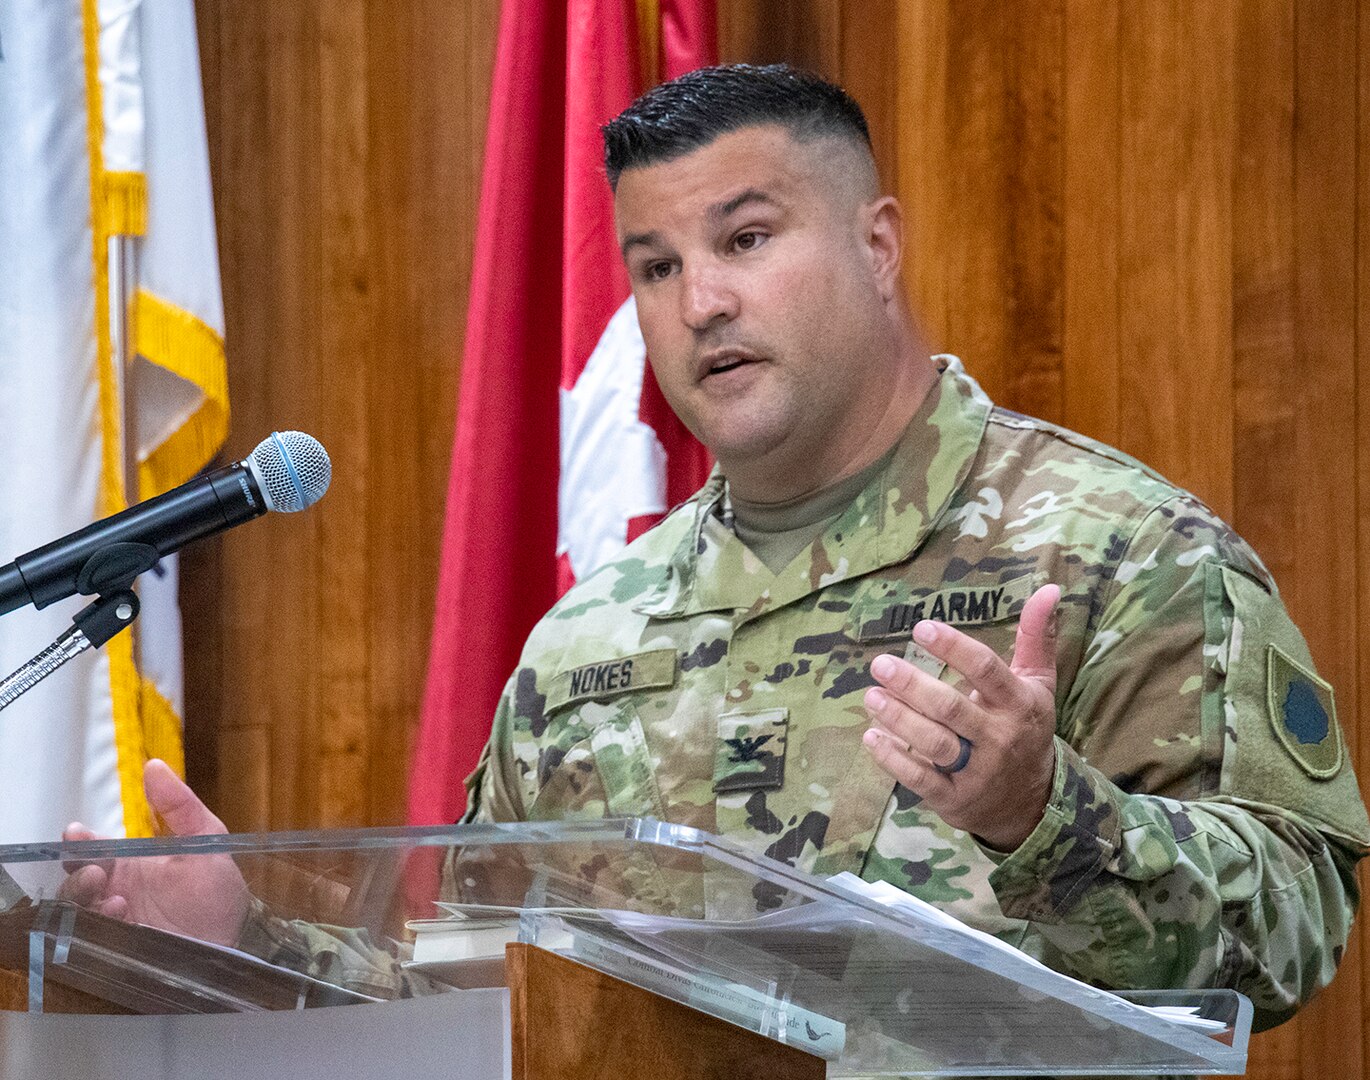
[58,759,250,947]
[862,583,1061,852]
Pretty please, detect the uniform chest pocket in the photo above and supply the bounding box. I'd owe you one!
[528,699,669,821]
[713,708,789,794]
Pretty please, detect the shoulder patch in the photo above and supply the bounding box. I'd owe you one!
[547,648,678,711]
[1267,643,1342,780]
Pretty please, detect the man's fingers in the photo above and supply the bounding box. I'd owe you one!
[1010,584,1061,684]
[909,621,1022,707]
[871,655,986,735]
[61,822,115,876]
[144,758,227,837]
[864,586,1063,848]
[93,895,129,920]
[863,723,908,753]
[902,584,1062,704]
[862,727,954,799]
[63,822,97,842]
[865,683,971,764]
[56,863,109,906]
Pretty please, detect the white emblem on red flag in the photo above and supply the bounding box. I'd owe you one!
[557,297,668,583]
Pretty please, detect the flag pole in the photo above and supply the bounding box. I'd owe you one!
[108,234,146,690]
[109,235,139,508]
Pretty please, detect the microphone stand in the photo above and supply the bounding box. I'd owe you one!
[0,588,140,712]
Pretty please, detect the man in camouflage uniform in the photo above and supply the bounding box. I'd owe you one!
[458,65,1369,1032]
[59,64,1368,1043]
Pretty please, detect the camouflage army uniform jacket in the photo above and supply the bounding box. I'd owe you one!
[463,357,1370,1031]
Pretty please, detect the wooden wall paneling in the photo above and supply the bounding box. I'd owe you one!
[801,0,842,74]
[1178,0,1236,518]
[929,1,1015,400]
[1002,0,1063,423]
[1060,2,1119,446]
[895,0,951,353]
[836,0,899,194]
[1288,2,1364,1078]
[1117,0,1172,487]
[413,0,506,804]
[1360,0,1370,1065]
[316,0,373,828]
[189,0,501,831]
[189,1,279,829]
[714,2,766,62]
[636,0,661,86]
[365,3,439,829]
[1231,0,1297,590]
[423,0,505,785]
[1231,5,1299,1072]
[188,11,1370,1075]
[1359,0,1370,1063]
[1117,0,1235,519]
[893,2,1066,415]
[1230,10,1297,1074]
[364,0,502,827]
[715,1,767,62]
[260,1,325,831]
[215,723,271,831]
[1290,0,1361,717]
[717,0,841,72]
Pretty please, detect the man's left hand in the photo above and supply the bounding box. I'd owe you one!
[862,583,1061,852]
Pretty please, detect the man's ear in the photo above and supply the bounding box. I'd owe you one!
[865,196,904,302]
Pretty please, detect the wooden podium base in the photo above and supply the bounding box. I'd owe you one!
[0,965,130,1014]
[506,943,827,1079]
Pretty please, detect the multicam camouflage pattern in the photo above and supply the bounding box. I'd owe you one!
[465,357,1370,1031]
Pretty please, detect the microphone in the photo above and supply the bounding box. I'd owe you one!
[0,431,331,616]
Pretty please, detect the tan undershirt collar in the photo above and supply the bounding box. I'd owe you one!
[726,443,898,574]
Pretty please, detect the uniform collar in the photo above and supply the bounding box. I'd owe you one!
[635,356,992,620]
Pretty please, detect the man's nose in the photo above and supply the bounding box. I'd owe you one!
[680,264,739,330]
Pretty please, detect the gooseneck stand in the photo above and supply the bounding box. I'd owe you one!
[0,588,140,712]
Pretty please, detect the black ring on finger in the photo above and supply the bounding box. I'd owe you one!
[933,735,973,776]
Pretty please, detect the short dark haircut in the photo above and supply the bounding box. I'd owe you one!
[602,64,871,189]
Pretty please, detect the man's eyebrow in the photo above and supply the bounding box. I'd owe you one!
[710,188,779,220]
[621,230,662,256]
[619,190,780,256]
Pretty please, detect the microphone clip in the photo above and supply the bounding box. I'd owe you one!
[71,588,142,649]
[74,543,160,598]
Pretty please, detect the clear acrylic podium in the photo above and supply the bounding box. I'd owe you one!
[0,818,1250,1077]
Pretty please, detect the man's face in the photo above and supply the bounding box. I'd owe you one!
[613,125,898,483]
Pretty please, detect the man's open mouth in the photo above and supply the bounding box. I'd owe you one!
[700,349,761,380]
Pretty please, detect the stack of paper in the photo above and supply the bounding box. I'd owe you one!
[402,903,582,988]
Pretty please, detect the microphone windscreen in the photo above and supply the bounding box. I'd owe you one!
[249,431,332,512]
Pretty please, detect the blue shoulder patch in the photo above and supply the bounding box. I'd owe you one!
[1283,680,1330,745]
[1267,644,1341,779]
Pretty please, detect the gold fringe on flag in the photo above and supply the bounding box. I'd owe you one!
[104,170,148,236]
[133,288,230,500]
[140,676,187,778]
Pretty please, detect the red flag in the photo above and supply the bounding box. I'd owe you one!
[409,0,716,826]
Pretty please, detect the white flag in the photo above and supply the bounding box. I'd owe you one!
[0,0,227,841]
